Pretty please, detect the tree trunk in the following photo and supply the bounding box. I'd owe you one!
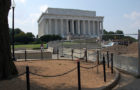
[0,0,17,80]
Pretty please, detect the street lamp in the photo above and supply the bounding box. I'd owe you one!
[11,0,16,61]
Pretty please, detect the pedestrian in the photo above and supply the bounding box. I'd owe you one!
[46,43,48,49]
[40,43,44,51]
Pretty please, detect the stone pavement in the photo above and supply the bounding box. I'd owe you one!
[113,73,140,90]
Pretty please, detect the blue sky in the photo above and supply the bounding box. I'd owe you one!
[8,0,140,36]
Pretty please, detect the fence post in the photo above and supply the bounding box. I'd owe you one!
[61,40,64,57]
[77,60,81,90]
[25,49,27,61]
[107,51,109,68]
[41,49,43,60]
[138,30,140,75]
[97,50,99,65]
[111,53,114,74]
[72,49,73,60]
[85,49,87,62]
[26,66,30,90]
[103,55,106,82]
[57,48,59,60]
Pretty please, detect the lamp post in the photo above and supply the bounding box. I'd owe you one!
[12,0,16,61]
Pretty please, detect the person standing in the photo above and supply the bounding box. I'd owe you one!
[46,43,48,49]
[40,43,44,51]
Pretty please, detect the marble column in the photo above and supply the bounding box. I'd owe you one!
[66,19,69,35]
[77,20,80,35]
[100,21,103,40]
[88,20,90,35]
[72,20,74,35]
[55,19,58,35]
[101,21,103,35]
[97,21,100,36]
[61,19,64,36]
[83,20,86,35]
[45,20,48,34]
[48,19,52,34]
[95,21,98,35]
[92,21,95,35]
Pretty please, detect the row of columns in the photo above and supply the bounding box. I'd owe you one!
[47,19,103,37]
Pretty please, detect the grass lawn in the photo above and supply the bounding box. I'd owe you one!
[14,44,47,49]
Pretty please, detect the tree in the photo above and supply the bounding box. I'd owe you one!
[14,32,35,44]
[115,30,124,39]
[0,0,17,79]
[14,32,26,44]
[40,35,62,42]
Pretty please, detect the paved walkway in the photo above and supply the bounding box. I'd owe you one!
[113,73,140,90]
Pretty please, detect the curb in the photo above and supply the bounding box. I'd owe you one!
[98,68,120,90]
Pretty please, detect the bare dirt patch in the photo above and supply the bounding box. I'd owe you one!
[0,60,115,90]
[102,42,138,58]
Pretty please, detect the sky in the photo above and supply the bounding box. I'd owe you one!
[8,0,140,37]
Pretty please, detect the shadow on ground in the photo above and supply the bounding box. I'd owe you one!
[0,77,105,90]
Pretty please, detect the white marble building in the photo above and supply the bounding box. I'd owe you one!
[38,7,104,38]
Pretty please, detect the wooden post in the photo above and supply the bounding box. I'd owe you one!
[103,55,106,82]
[138,29,140,75]
[111,53,114,74]
[26,66,30,90]
[97,50,99,65]
[41,49,43,60]
[85,49,87,62]
[57,48,59,60]
[107,51,109,68]
[77,60,81,90]
[25,49,27,61]
[72,49,74,60]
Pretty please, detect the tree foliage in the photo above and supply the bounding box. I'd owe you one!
[40,35,62,42]
[9,28,35,44]
[102,29,136,42]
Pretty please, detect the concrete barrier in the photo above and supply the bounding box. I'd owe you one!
[113,54,139,76]
[15,51,52,59]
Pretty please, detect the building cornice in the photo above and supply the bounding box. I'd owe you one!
[38,13,104,24]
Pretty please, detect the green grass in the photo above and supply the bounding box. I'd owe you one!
[14,44,47,49]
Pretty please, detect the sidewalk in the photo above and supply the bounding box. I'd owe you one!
[113,73,140,90]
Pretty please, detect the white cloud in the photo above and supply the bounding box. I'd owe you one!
[15,0,26,3]
[8,4,50,36]
[124,11,140,20]
[124,11,140,29]
[40,5,48,13]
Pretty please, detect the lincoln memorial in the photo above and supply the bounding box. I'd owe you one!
[38,7,104,39]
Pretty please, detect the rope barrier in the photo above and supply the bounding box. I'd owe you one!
[80,65,97,69]
[17,72,26,77]
[30,67,77,78]
[80,63,102,69]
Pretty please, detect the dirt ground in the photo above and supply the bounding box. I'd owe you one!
[102,42,138,58]
[0,60,115,90]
